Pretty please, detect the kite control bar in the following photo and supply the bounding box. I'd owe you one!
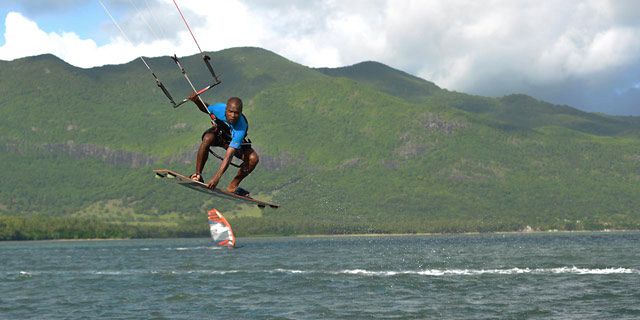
[169,54,222,109]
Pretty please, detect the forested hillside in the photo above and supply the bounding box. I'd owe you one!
[1,47,639,240]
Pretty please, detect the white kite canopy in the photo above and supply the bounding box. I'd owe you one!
[208,208,236,248]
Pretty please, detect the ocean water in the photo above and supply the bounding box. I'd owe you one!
[1,232,639,319]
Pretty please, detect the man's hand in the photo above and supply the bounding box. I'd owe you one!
[206,177,220,190]
[207,147,235,190]
[188,92,199,102]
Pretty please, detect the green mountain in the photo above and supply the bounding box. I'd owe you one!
[1,47,639,240]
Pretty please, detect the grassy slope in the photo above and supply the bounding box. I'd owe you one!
[1,47,639,239]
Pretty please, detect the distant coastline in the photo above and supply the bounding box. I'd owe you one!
[2,228,638,242]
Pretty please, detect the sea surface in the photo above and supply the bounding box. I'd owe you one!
[1,232,639,319]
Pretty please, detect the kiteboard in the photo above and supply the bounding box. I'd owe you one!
[153,169,279,208]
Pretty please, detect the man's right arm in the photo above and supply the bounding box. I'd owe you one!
[189,94,210,115]
[206,146,236,190]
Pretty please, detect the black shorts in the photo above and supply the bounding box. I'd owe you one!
[201,123,251,151]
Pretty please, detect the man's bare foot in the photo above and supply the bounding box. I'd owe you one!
[190,173,203,183]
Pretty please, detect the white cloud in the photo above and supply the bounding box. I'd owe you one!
[1,0,639,114]
[536,27,640,82]
[6,0,637,83]
[0,12,99,64]
[0,11,176,67]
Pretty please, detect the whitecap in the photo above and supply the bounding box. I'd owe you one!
[93,271,124,275]
[272,268,310,274]
[169,246,208,251]
[266,267,639,277]
[544,266,638,275]
[337,269,399,276]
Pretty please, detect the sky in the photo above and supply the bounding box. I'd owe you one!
[1,0,639,116]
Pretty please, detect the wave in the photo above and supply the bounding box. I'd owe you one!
[168,246,214,251]
[271,267,640,276]
[6,267,638,278]
[134,246,223,251]
[325,267,640,276]
[6,269,242,277]
[134,246,225,251]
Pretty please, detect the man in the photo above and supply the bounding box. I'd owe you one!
[188,95,259,197]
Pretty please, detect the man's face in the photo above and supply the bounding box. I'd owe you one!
[226,102,242,124]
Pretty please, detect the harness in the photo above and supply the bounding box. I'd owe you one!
[207,115,251,168]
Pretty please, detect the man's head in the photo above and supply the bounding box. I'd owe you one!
[225,97,243,124]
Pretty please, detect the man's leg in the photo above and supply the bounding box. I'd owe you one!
[194,132,216,180]
[227,148,259,192]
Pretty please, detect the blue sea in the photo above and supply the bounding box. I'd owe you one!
[1,232,639,319]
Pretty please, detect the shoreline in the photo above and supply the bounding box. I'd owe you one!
[2,229,638,242]
[291,229,638,238]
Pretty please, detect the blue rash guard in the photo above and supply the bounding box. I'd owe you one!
[207,102,248,149]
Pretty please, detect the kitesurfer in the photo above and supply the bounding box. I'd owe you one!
[188,95,258,197]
